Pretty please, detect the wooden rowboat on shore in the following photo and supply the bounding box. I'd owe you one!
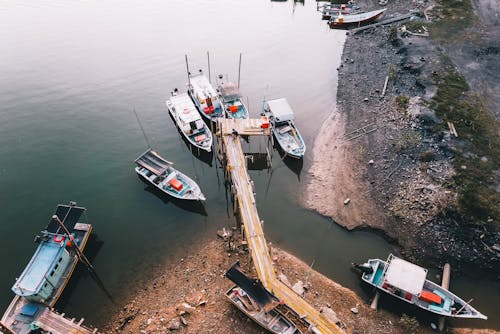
[329,8,386,27]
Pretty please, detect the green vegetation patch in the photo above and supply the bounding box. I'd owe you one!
[431,62,500,223]
[430,0,477,40]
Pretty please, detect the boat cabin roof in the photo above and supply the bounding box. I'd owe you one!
[266,98,295,122]
[46,204,86,234]
[219,82,240,101]
[12,241,64,296]
[385,256,427,295]
[225,262,276,307]
[170,93,202,123]
[135,149,172,176]
[190,74,217,99]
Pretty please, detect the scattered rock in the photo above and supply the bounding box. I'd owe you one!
[292,280,305,296]
[350,307,359,314]
[278,273,291,287]
[168,317,181,331]
[320,306,340,324]
[343,198,351,205]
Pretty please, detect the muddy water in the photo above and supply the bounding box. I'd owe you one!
[0,0,497,330]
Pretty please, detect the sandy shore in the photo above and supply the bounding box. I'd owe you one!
[103,232,439,334]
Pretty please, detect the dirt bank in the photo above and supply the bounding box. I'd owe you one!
[304,0,500,275]
[103,231,442,334]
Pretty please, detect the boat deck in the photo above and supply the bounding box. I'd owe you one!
[218,118,344,334]
[37,307,98,334]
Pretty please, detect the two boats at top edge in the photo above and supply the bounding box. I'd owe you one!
[169,68,306,159]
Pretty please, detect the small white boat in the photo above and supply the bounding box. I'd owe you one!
[329,8,386,26]
[217,78,249,119]
[187,70,224,123]
[225,263,304,334]
[263,98,306,159]
[135,149,205,201]
[166,92,213,152]
[354,254,487,320]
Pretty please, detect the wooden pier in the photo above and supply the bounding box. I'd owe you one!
[217,118,344,334]
[36,308,98,334]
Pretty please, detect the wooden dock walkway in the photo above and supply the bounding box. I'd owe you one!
[37,308,98,334]
[218,118,344,334]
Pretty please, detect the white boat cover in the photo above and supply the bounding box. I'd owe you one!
[170,93,202,123]
[266,98,295,122]
[191,74,217,99]
[385,257,427,295]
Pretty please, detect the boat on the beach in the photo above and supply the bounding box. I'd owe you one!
[135,148,205,201]
[225,263,304,334]
[217,77,249,119]
[329,8,386,27]
[320,3,361,19]
[354,254,488,320]
[187,70,224,123]
[1,202,93,333]
[263,98,306,159]
[166,92,213,152]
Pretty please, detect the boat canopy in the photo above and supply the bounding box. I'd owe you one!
[225,262,276,307]
[46,204,85,234]
[266,98,295,122]
[12,242,65,296]
[385,256,427,295]
[191,74,217,99]
[135,149,173,176]
[170,94,202,123]
[219,82,240,101]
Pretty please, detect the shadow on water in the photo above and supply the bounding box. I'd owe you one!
[56,234,111,310]
[138,177,208,216]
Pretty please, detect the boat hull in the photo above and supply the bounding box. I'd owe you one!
[330,9,386,26]
[358,258,487,320]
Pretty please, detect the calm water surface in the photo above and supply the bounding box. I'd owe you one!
[0,0,498,329]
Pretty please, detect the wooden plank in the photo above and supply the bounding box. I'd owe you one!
[348,13,416,35]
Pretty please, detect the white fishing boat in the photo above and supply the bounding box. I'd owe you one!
[329,8,386,26]
[135,148,205,201]
[187,70,224,123]
[263,98,306,159]
[166,92,213,152]
[225,263,304,334]
[354,254,487,320]
[1,202,94,334]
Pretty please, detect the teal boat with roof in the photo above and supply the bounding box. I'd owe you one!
[135,148,205,201]
[216,76,249,120]
[1,202,93,333]
[354,254,487,320]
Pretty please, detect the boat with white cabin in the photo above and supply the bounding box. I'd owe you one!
[187,70,224,123]
[263,98,306,159]
[354,254,487,320]
[329,8,386,27]
[166,92,213,152]
[1,202,93,334]
[134,148,205,201]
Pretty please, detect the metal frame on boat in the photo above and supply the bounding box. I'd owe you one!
[134,148,205,201]
[263,98,306,159]
[356,254,487,320]
[216,76,249,119]
[166,92,213,153]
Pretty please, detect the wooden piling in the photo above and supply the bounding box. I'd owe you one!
[370,291,380,310]
[438,263,451,331]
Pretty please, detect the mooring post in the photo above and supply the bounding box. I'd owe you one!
[370,291,380,310]
[438,263,451,331]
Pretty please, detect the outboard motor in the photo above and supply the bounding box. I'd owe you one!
[352,262,374,274]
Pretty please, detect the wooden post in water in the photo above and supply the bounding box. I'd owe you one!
[185,54,191,86]
[370,291,380,310]
[207,51,211,83]
[438,263,451,331]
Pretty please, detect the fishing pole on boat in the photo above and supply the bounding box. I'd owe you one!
[207,51,211,83]
[237,52,242,89]
[185,54,191,87]
[51,215,115,303]
[134,109,151,149]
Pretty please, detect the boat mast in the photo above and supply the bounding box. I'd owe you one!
[185,54,191,87]
[237,52,242,89]
[207,51,211,83]
[134,109,151,149]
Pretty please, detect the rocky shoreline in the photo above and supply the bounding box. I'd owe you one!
[304,0,499,276]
